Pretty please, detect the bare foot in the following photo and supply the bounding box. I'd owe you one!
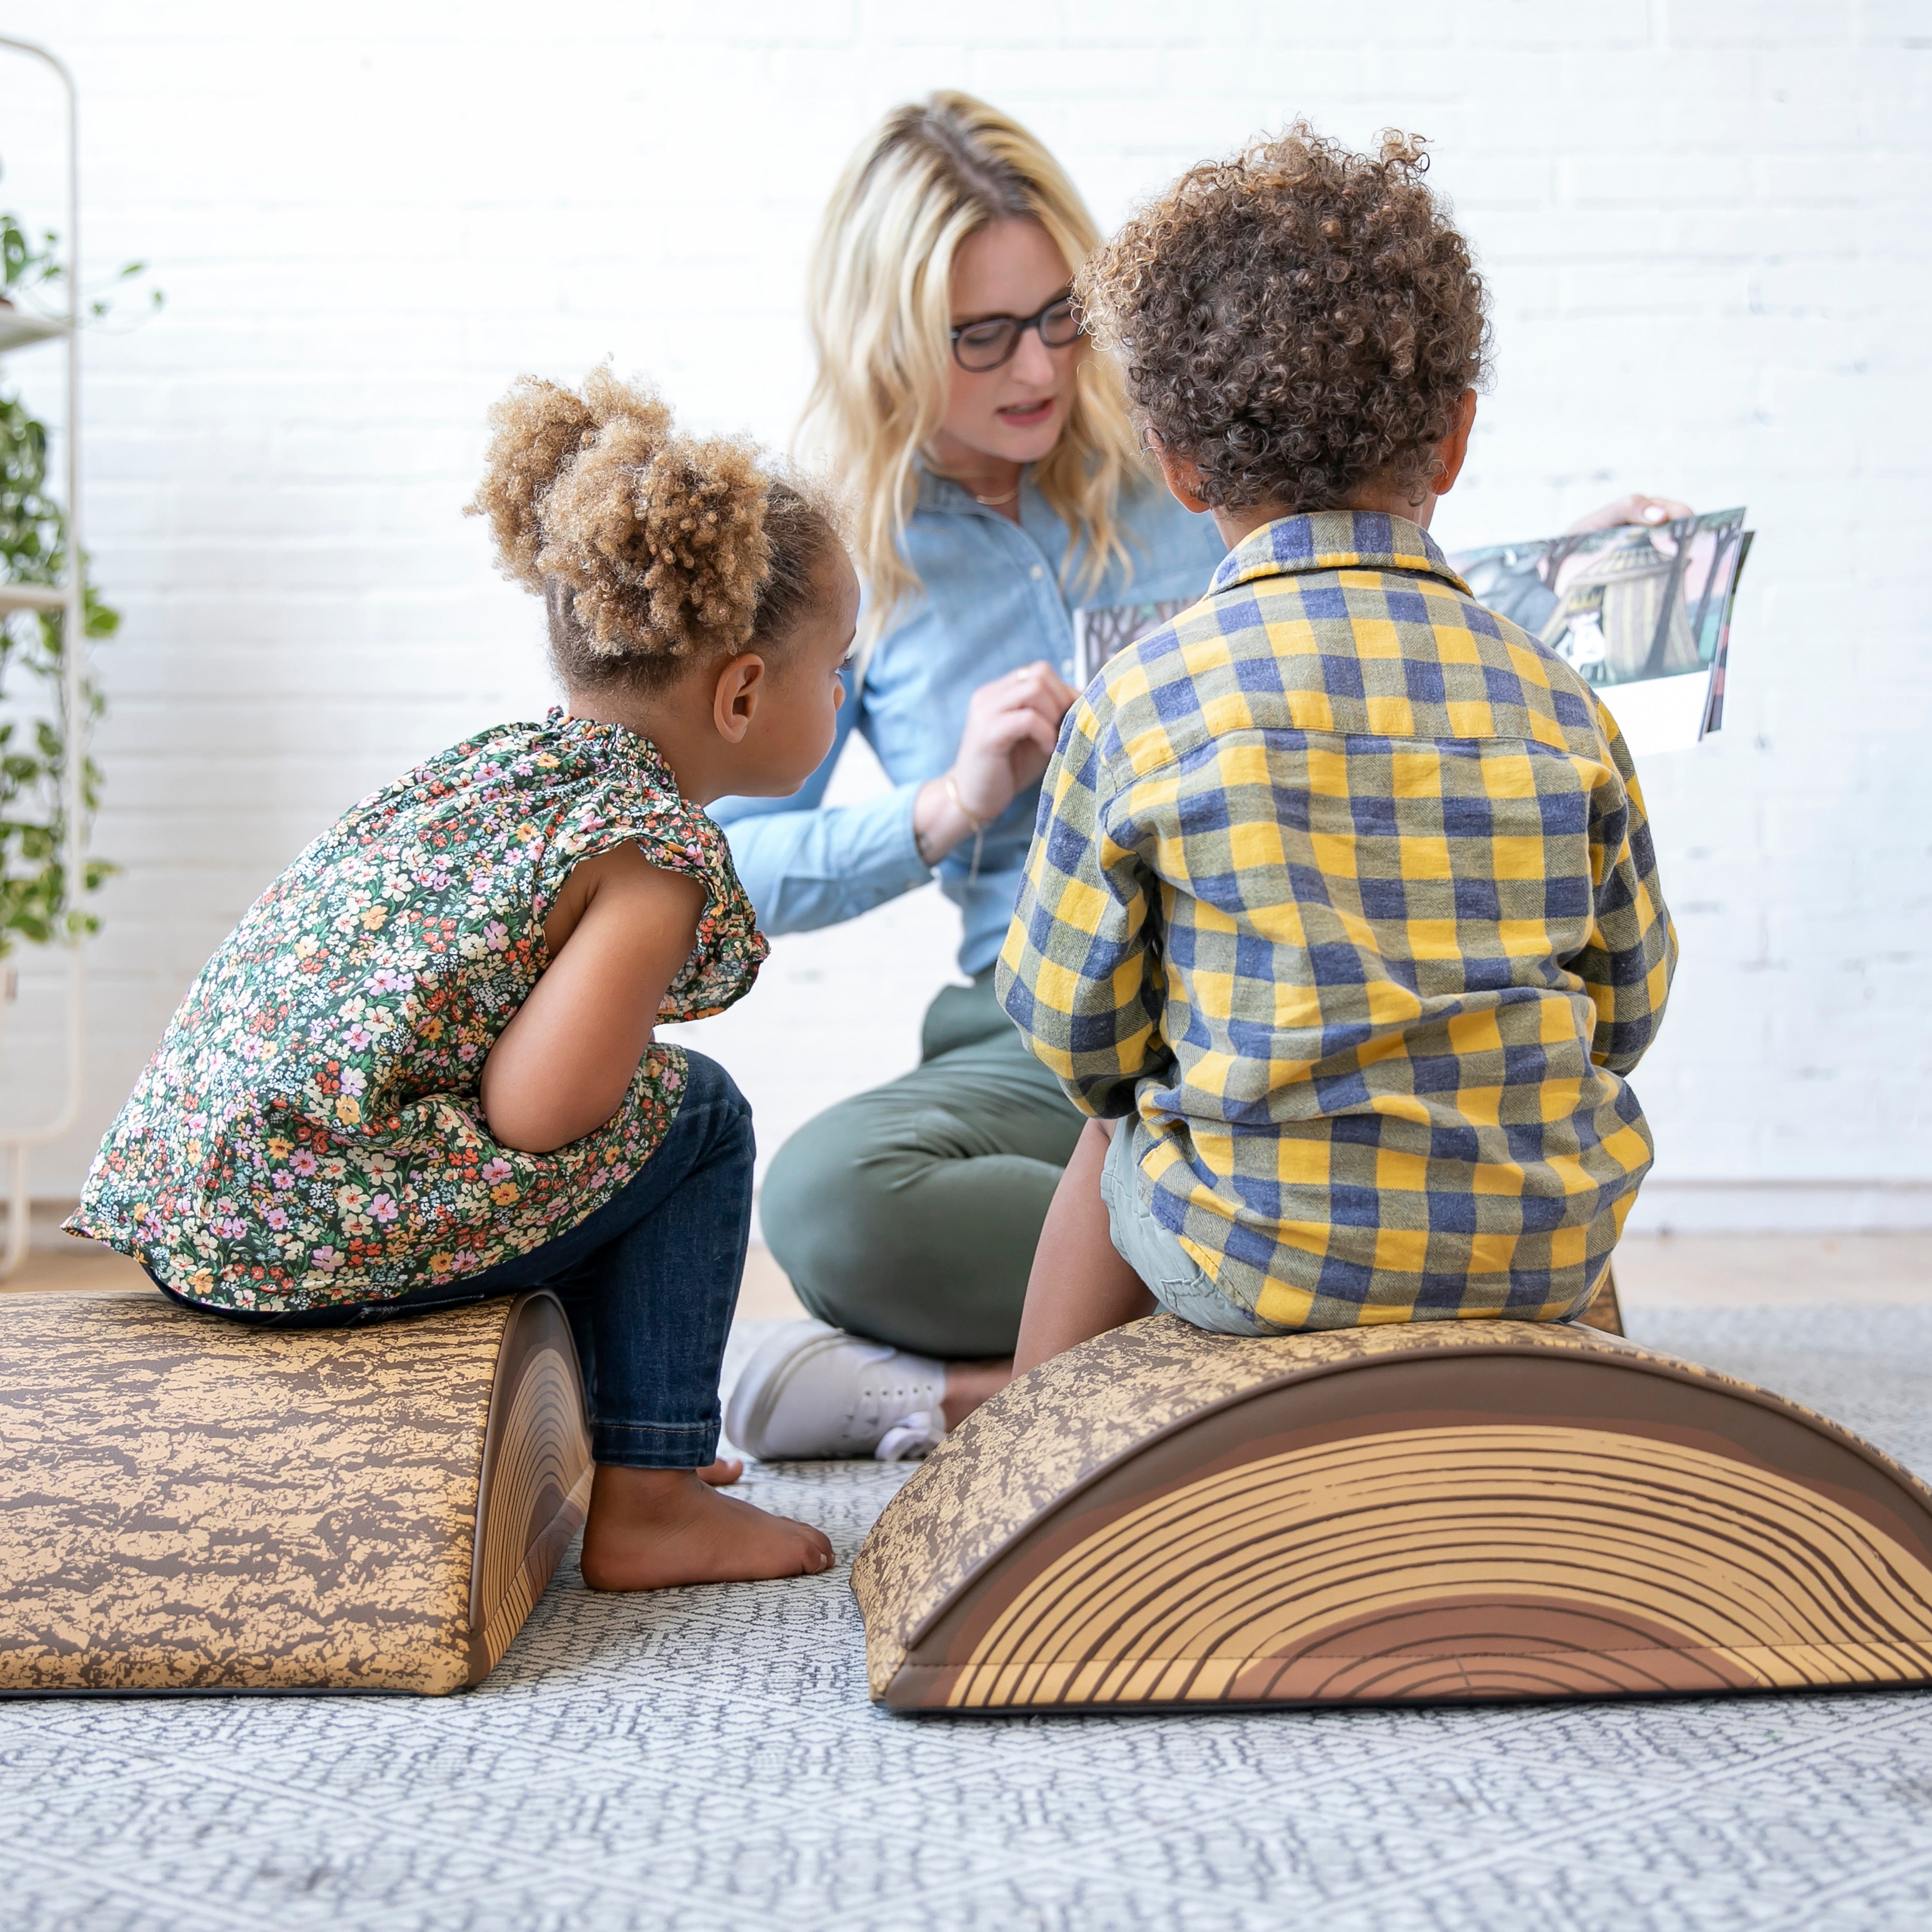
[696,1456,744,1486]
[579,1465,836,1591]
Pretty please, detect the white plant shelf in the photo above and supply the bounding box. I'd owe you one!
[0,309,67,353]
[0,583,69,614]
[0,37,89,1279]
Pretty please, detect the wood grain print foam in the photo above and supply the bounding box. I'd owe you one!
[855,1317,1932,1711]
[0,1288,590,1694]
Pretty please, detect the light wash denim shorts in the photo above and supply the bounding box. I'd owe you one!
[1099,1122,1277,1338]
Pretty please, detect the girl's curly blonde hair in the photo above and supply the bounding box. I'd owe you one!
[468,367,844,692]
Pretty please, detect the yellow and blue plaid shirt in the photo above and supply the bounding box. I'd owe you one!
[997,511,1677,1329]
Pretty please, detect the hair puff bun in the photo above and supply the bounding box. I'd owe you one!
[466,376,603,591]
[466,368,776,664]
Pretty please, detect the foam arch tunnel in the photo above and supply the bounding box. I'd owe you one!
[852,1313,1932,1713]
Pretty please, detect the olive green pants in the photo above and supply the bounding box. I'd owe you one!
[759,973,1085,1359]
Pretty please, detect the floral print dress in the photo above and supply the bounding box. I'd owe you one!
[71,713,766,1313]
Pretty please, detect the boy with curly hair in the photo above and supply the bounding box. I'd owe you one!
[997,126,1676,1364]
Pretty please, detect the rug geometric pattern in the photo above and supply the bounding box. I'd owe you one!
[4,1308,1932,1931]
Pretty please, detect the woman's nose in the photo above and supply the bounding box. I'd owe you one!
[1009,326,1058,388]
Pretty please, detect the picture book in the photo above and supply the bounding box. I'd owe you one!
[1450,506,1752,756]
[1070,597,1193,688]
[1068,508,1752,760]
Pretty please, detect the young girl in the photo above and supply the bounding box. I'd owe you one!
[69,369,856,1592]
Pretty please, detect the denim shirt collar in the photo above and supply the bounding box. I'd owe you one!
[913,459,1093,592]
[913,459,1045,521]
[1209,510,1470,598]
[914,464,986,516]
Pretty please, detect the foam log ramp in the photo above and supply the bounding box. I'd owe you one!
[0,1287,592,1694]
[853,1307,1932,1713]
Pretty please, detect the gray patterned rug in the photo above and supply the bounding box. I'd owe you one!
[6,1309,1932,1931]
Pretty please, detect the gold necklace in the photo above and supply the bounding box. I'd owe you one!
[931,468,1020,508]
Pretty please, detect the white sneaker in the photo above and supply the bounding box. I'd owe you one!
[875,1409,947,1463]
[724,1321,948,1461]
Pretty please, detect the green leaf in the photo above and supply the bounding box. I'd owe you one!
[0,186,129,953]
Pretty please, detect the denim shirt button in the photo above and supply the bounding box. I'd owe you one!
[1029,564,1044,581]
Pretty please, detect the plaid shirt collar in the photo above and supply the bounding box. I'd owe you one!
[1209,509,1472,599]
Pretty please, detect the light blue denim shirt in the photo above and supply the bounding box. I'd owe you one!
[713,467,1226,976]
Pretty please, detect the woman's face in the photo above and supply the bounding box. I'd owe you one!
[937,218,1080,468]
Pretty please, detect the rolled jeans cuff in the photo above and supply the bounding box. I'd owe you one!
[590,1416,723,1470]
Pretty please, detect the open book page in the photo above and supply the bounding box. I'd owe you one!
[1451,507,1752,757]
[1701,529,1751,738]
[1069,510,1752,759]
[1070,598,1194,689]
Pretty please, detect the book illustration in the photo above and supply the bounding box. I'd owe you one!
[1070,597,1193,689]
[1069,510,1751,759]
[1451,507,1752,756]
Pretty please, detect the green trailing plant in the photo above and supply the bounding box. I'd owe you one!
[1,208,160,324]
[0,390,115,949]
[0,179,160,955]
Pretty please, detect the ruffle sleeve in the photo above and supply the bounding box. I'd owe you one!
[539,726,768,1026]
[637,807,767,1023]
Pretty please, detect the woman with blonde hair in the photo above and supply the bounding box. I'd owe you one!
[717,94,1222,1461]
[720,94,1688,1462]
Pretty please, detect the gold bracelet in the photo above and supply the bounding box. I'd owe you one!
[942,776,987,834]
[941,776,988,886]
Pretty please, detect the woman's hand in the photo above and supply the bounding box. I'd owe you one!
[914,659,1078,865]
[952,659,1078,817]
[1565,493,1694,535]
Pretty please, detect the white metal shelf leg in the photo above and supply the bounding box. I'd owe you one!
[1,1142,28,1279]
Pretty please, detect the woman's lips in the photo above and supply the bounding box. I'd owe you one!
[997,398,1056,426]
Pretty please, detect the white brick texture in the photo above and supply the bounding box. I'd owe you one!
[0,0,1926,1228]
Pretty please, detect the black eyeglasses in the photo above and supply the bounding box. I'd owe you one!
[950,292,1083,372]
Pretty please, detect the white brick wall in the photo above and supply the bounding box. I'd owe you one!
[0,0,1926,1228]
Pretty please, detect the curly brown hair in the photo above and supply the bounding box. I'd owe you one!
[1076,125,1490,513]
[466,368,844,693]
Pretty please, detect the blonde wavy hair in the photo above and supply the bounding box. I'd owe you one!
[467,367,844,693]
[800,91,1145,656]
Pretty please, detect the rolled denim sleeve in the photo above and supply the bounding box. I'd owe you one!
[710,673,933,936]
[718,783,930,935]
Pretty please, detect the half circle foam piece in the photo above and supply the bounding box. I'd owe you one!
[853,1314,1932,1712]
[0,1287,591,1694]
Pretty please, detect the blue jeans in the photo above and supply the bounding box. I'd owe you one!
[158,1051,753,1470]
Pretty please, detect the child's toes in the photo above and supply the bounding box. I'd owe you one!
[697,1456,744,1487]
